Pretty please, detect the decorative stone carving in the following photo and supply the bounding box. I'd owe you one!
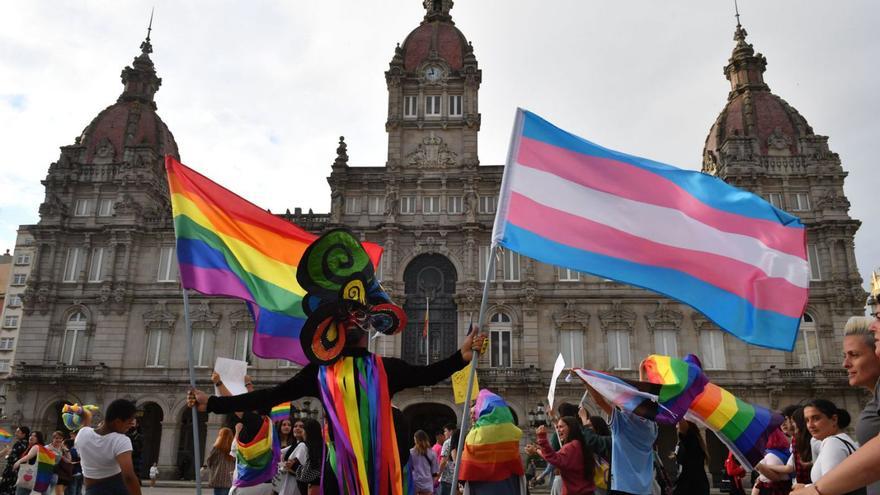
[598,301,636,333]
[645,302,683,332]
[114,194,142,216]
[143,301,177,331]
[190,301,221,329]
[552,300,588,331]
[464,189,477,223]
[229,308,255,331]
[93,137,116,163]
[406,135,458,168]
[38,193,66,217]
[815,188,851,212]
[333,136,348,169]
[767,127,791,151]
[690,312,719,334]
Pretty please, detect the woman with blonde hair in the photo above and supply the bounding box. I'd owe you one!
[409,430,439,495]
[206,427,235,495]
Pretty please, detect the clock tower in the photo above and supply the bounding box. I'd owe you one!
[385,0,481,171]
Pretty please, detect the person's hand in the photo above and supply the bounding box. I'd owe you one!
[536,425,547,437]
[578,405,589,425]
[459,328,488,363]
[187,388,209,412]
[211,371,221,385]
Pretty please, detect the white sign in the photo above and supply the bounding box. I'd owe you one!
[214,357,248,396]
[547,353,566,411]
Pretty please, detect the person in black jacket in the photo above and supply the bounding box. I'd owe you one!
[188,229,487,495]
[672,420,710,495]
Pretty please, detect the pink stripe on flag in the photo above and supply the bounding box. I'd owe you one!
[517,137,805,258]
[179,264,256,303]
[253,334,306,364]
[507,193,806,317]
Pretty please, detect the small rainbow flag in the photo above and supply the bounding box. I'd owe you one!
[34,445,58,493]
[458,389,524,482]
[0,428,12,443]
[165,157,383,365]
[575,354,782,470]
[270,402,291,423]
[233,416,280,487]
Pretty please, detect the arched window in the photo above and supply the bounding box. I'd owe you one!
[797,313,821,368]
[61,312,87,365]
[489,312,512,368]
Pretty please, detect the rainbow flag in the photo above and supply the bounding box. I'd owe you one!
[34,445,58,493]
[0,428,12,443]
[270,402,291,423]
[165,157,383,364]
[492,109,808,351]
[234,416,280,487]
[459,389,524,482]
[574,354,782,469]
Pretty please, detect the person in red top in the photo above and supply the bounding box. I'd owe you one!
[535,416,595,495]
[725,452,747,495]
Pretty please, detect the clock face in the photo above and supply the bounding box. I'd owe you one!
[424,66,442,82]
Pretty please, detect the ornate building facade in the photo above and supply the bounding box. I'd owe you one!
[4,1,867,482]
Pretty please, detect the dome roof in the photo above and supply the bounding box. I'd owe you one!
[76,36,179,163]
[78,100,178,163]
[401,21,469,72]
[704,24,814,157]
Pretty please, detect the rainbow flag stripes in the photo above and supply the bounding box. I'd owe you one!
[34,446,58,493]
[493,109,808,351]
[270,402,291,423]
[0,428,12,443]
[233,416,280,487]
[575,354,782,469]
[165,157,382,364]
[458,389,524,482]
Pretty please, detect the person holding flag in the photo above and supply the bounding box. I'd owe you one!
[187,228,487,495]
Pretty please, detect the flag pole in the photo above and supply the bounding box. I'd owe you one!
[425,296,430,366]
[450,243,497,486]
[181,288,204,494]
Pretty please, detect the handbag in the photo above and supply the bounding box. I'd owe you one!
[834,437,867,495]
[593,455,610,490]
[16,461,36,490]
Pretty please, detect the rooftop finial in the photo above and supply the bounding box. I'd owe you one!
[734,0,741,28]
[140,8,154,55]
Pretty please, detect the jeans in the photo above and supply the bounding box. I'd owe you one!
[84,474,127,495]
[213,488,230,495]
[439,481,452,495]
[66,475,84,495]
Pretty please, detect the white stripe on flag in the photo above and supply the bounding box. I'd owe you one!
[508,164,809,288]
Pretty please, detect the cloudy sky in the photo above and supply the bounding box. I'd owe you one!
[1,1,877,291]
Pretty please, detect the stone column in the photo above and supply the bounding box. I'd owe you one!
[158,421,180,480]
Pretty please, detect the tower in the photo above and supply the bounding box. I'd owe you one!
[702,19,864,367]
[384,0,481,172]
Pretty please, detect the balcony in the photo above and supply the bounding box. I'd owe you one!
[14,362,108,382]
[480,366,542,387]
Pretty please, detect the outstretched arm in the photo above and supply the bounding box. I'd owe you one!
[386,331,487,394]
[585,383,612,416]
[190,366,318,414]
[790,434,880,495]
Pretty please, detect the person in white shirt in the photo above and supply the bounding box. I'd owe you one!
[148,463,158,488]
[74,399,141,495]
[796,399,859,487]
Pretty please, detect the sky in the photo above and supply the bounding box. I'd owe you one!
[0,1,877,291]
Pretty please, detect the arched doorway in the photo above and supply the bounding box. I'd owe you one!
[403,254,458,365]
[176,409,207,480]
[138,403,163,479]
[43,400,70,434]
[403,402,457,447]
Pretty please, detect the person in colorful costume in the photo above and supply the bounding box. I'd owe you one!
[189,229,487,495]
[458,389,527,495]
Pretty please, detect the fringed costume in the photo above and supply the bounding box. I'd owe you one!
[207,229,469,495]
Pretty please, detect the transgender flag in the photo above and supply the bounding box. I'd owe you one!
[492,109,809,351]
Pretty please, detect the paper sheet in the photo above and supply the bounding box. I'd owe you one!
[214,357,248,396]
[547,353,566,410]
[452,362,480,404]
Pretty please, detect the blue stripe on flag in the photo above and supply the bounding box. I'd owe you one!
[501,222,800,351]
[519,110,803,228]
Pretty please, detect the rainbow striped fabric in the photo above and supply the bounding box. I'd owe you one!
[165,157,383,364]
[575,354,782,469]
[270,402,292,423]
[493,109,808,351]
[459,389,524,482]
[318,355,402,495]
[233,416,280,487]
[34,446,58,493]
[0,428,11,443]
